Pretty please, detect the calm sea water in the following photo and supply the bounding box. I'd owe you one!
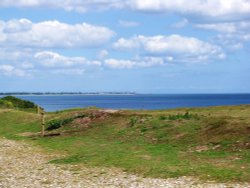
[10,94,250,112]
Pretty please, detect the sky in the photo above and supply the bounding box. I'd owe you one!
[0,0,250,93]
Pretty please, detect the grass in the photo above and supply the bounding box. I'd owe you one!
[0,105,249,182]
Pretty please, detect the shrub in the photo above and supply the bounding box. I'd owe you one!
[46,117,74,131]
[0,96,36,109]
[46,119,63,131]
[4,101,14,108]
[0,100,14,108]
[46,114,86,131]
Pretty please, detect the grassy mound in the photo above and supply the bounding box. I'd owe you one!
[0,105,249,182]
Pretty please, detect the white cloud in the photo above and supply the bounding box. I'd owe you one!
[0,0,41,7]
[2,18,32,33]
[167,56,174,62]
[242,34,250,41]
[97,50,109,59]
[113,34,224,62]
[113,38,141,50]
[0,33,6,42]
[0,49,103,76]
[172,19,189,28]
[196,23,236,33]
[195,21,250,50]
[105,59,136,69]
[51,68,85,75]
[195,21,250,34]
[119,20,140,27]
[0,22,6,42]
[0,48,33,61]
[0,0,125,12]
[139,56,166,67]
[34,51,101,67]
[0,19,115,48]
[1,1,250,21]
[0,64,27,77]
[195,21,250,44]
[129,0,250,21]
[104,56,167,69]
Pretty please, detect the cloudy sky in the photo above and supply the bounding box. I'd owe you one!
[0,0,250,93]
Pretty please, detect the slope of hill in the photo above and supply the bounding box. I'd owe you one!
[0,103,249,183]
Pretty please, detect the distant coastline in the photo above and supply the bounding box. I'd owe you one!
[0,92,137,96]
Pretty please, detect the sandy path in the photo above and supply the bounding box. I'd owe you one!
[0,138,249,188]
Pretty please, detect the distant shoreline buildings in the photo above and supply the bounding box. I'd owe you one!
[0,92,137,96]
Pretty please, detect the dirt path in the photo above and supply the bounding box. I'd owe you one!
[0,138,249,188]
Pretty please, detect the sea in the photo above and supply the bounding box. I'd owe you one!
[7,94,250,112]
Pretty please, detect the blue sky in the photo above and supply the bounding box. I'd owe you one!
[0,0,250,93]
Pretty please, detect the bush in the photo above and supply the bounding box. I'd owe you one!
[5,101,14,108]
[46,117,74,131]
[0,100,14,108]
[0,96,36,109]
[46,113,87,131]
[46,119,63,131]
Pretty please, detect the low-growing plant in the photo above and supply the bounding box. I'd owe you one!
[159,115,167,120]
[74,114,86,119]
[159,112,199,121]
[129,116,138,127]
[140,127,148,132]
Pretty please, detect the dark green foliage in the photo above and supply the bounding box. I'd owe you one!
[74,114,86,119]
[46,119,62,130]
[0,96,36,109]
[46,117,74,131]
[140,127,148,132]
[46,114,86,131]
